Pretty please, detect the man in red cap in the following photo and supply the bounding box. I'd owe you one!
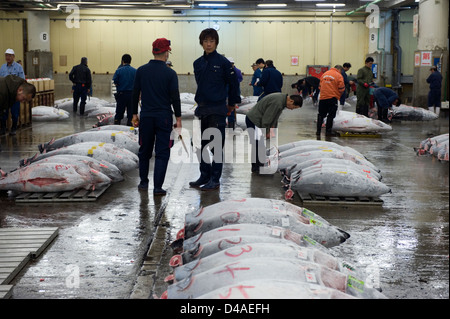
[132,38,182,196]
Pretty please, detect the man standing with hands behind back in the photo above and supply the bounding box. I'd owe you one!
[0,48,25,135]
[189,28,241,191]
[132,38,182,196]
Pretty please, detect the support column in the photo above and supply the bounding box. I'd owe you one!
[413,0,449,107]
[25,11,53,78]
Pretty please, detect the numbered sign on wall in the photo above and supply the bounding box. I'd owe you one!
[40,32,49,43]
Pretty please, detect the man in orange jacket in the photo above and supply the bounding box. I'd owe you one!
[317,65,345,136]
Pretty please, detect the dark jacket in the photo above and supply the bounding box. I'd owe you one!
[373,87,398,109]
[0,75,26,113]
[193,50,241,117]
[258,66,283,96]
[426,71,442,90]
[132,59,181,118]
[69,63,92,88]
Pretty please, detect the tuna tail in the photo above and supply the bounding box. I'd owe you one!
[0,168,7,178]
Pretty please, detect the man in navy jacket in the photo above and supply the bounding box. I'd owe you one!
[189,28,241,191]
[257,59,282,101]
[373,87,400,121]
[132,38,182,196]
[426,66,442,116]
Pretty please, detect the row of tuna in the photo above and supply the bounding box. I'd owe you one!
[416,133,449,161]
[162,198,386,299]
[265,140,390,199]
[0,125,139,193]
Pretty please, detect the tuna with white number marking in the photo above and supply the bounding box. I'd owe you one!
[181,198,349,248]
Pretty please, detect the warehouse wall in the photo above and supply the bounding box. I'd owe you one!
[0,12,25,64]
[48,9,369,76]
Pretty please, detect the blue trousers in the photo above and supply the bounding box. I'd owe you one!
[2,101,20,127]
[138,115,173,189]
[428,89,441,108]
[198,114,226,184]
[114,91,133,125]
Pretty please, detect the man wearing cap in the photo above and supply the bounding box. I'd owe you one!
[132,38,182,196]
[0,75,36,137]
[426,66,442,116]
[69,57,92,115]
[0,48,25,135]
[112,54,136,126]
[246,93,303,173]
[189,28,241,191]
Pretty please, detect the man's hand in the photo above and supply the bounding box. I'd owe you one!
[174,117,182,135]
[226,105,235,116]
[132,114,139,127]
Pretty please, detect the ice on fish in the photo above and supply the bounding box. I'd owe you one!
[38,130,139,154]
[32,106,70,121]
[286,167,391,198]
[182,198,349,247]
[165,258,386,299]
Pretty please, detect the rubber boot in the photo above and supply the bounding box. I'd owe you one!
[80,102,86,116]
[435,107,440,117]
[428,107,434,113]
[9,121,17,136]
[316,114,323,136]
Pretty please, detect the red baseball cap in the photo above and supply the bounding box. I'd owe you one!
[152,38,171,54]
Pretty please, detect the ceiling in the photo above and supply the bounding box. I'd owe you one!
[0,0,419,13]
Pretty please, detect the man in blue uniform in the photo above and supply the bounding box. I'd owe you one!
[132,38,182,196]
[257,59,282,101]
[0,48,25,135]
[69,57,92,115]
[113,54,136,126]
[189,28,241,191]
[373,87,400,121]
[427,66,442,117]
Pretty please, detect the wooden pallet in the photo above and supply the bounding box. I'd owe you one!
[14,184,110,203]
[0,227,59,299]
[336,131,381,138]
[298,192,384,206]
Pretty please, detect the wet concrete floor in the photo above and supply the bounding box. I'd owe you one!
[0,99,448,299]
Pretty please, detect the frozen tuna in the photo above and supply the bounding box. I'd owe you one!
[165,258,386,299]
[20,142,138,172]
[32,106,70,121]
[326,110,392,133]
[182,198,349,247]
[286,167,391,198]
[171,242,365,283]
[0,162,111,193]
[38,130,139,154]
[389,104,439,121]
[27,154,123,182]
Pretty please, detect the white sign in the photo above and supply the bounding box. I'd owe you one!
[413,14,419,38]
[40,32,49,43]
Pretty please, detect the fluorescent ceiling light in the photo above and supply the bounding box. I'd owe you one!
[198,3,228,7]
[257,3,287,7]
[316,3,345,7]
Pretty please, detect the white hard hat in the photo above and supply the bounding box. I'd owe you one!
[227,57,234,63]
[5,48,15,55]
